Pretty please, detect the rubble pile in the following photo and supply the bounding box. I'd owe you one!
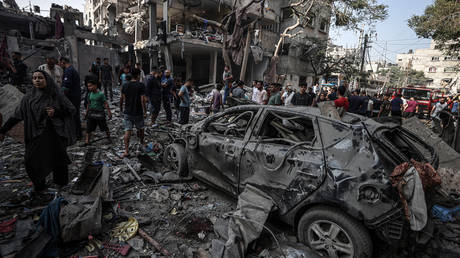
[2,86,460,257]
[0,88,312,257]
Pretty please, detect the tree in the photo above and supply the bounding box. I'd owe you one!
[301,37,360,81]
[378,66,429,88]
[408,0,460,54]
[264,0,388,83]
[193,0,388,83]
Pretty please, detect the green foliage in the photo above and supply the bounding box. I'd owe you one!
[288,0,388,29]
[408,0,460,54]
[378,66,429,87]
[302,37,360,80]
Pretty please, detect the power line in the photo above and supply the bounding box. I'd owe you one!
[374,37,423,42]
[370,46,395,63]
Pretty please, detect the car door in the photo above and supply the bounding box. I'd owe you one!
[189,108,260,195]
[239,109,326,214]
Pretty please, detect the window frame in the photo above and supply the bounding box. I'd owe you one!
[251,110,318,146]
[203,109,257,139]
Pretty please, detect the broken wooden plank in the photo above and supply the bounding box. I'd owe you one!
[138,228,171,257]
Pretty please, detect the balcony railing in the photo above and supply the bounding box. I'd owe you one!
[259,30,278,53]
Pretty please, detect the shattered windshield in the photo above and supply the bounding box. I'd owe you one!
[205,110,255,138]
[402,89,430,100]
[256,112,316,145]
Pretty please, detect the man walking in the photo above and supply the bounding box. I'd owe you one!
[89,57,102,83]
[38,56,63,87]
[136,63,145,83]
[60,57,82,138]
[100,58,114,101]
[145,69,162,126]
[431,97,448,134]
[178,79,193,124]
[222,65,233,104]
[120,68,147,157]
[160,69,174,123]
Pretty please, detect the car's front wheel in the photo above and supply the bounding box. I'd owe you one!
[163,143,188,177]
[297,206,373,258]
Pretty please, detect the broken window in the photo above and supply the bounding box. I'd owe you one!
[307,13,316,28]
[256,112,316,145]
[281,43,290,56]
[379,128,430,164]
[282,8,293,21]
[205,111,255,138]
[319,18,329,32]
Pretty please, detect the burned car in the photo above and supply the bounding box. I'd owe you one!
[164,105,438,257]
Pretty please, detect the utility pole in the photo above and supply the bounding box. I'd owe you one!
[147,0,158,71]
[358,33,369,89]
[384,41,387,67]
[360,34,368,73]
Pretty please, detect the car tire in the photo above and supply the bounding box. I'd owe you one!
[297,206,373,258]
[163,143,188,177]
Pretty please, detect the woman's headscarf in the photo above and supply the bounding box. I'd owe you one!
[13,70,77,145]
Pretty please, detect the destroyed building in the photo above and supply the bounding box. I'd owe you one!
[0,2,124,83]
[83,0,331,88]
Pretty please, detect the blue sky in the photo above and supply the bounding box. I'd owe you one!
[330,0,434,63]
[18,0,434,63]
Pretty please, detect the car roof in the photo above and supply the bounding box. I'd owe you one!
[224,105,397,131]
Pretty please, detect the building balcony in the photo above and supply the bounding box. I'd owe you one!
[259,30,278,53]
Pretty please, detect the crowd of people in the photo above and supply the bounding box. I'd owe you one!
[0,54,459,198]
[0,54,195,197]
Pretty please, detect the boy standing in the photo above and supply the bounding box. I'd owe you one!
[84,77,112,145]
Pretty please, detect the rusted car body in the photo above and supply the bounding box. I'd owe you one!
[166,105,438,257]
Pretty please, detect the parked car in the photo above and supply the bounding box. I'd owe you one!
[164,105,438,258]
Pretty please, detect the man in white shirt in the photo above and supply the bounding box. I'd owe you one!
[38,56,63,87]
[431,97,448,134]
[281,84,295,106]
[251,80,267,105]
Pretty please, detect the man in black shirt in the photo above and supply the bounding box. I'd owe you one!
[328,87,338,101]
[348,90,363,114]
[60,56,82,138]
[100,58,114,101]
[145,69,163,126]
[7,52,28,86]
[89,57,101,81]
[359,90,369,116]
[307,87,316,106]
[378,94,391,118]
[120,68,147,157]
[371,94,382,117]
[291,83,312,106]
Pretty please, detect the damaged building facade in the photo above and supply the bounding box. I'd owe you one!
[82,0,331,88]
[0,3,123,83]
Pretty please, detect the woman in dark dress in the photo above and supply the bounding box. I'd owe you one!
[0,70,77,195]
